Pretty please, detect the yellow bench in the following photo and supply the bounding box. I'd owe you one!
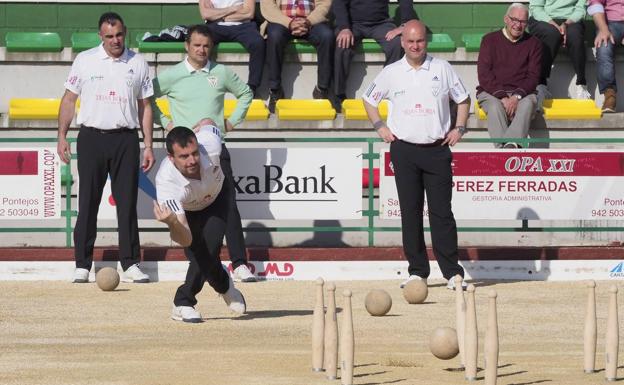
[342,99,388,120]
[9,98,61,120]
[156,98,269,121]
[475,99,601,120]
[275,99,336,120]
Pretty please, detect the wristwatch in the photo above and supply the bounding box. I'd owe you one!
[456,125,467,135]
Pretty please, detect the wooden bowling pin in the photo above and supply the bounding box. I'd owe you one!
[340,290,354,385]
[583,280,597,374]
[312,278,325,372]
[465,284,478,381]
[454,274,466,368]
[605,285,619,381]
[324,283,339,380]
[484,290,498,385]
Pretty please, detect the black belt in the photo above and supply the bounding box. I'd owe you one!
[81,125,135,134]
[397,138,445,147]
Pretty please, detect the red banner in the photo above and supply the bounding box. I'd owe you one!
[0,151,38,175]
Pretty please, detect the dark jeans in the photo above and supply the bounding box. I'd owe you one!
[220,143,247,269]
[173,180,231,307]
[528,17,586,86]
[390,140,463,280]
[74,127,140,271]
[595,20,624,93]
[265,22,334,90]
[334,21,402,96]
[206,21,266,89]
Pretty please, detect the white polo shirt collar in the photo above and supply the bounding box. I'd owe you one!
[96,44,131,63]
[400,55,433,72]
[184,57,211,73]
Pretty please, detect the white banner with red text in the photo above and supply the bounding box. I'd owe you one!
[380,149,624,220]
[0,148,60,219]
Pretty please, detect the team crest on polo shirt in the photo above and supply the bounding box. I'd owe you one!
[431,75,441,97]
[207,76,218,87]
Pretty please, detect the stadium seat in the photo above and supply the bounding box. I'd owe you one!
[155,98,269,121]
[224,99,269,120]
[5,32,63,53]
[462,33,485,52]
[216,42,248,54]
[275,99,336,120]
[71,32,101,52]
[342,99,388,120]
[475,99,602,120]
[542,99,602,119]
[359,38,384,53]
[136,35,184,53]
[362,168,380,189]
[9,98,61,120]
[427,34,457,53]
[286,39,316,54]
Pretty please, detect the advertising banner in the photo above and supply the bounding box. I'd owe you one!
[380,149,624,220]
[0,148,60,219]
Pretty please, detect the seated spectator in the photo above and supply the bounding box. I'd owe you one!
[332,0,416,109]
[477,3,542,148]
[528,0,590,106]
[260,0,334,112]
[588,0,622,112]
[200,0,265,97]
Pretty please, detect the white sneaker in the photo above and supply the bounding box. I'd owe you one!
[400,275,427,289]
[233,264,257,283]
[171,305,202,323]
[447,277,468,290]
[72,268,90,283]
[122,263,150,283]
[571,84,591,100]
[221,278,246,315]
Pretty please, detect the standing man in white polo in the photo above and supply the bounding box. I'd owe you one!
[57,12,155,283]
[363,20,469,290]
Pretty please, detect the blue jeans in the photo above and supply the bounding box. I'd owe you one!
[596,21,624,93]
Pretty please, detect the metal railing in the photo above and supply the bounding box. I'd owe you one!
[1,136,623,247]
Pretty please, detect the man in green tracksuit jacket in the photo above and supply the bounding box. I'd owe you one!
[151,23,257,283]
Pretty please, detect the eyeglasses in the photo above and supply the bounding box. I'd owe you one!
[507,16,528,25]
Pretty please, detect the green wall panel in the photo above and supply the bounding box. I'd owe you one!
[161,4,202,27]
[58,4,110,29]
[421,4,473,28]
[6,3,58,28]
[112,4,161,29]
[472,4,509,27]
[0,4,6,28]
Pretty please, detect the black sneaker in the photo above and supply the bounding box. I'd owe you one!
[268,88,284,113]
[332,93,346,113]
[312,85,328,99]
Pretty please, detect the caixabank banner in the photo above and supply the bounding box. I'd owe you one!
[380,149,624,220]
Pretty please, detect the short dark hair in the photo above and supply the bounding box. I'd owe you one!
[98,12,124,29]
[185,24,214,44]
[166,127,197,154]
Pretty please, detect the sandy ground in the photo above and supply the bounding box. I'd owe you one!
[0,279,621,385]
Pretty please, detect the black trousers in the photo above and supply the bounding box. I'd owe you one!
[528,18,586,85]
[265,22,334,91]
[220,144,248,268]
[173,181,231,307]
[334,21,402,96]
[74,127,140,271]
[390,140,463,280]
[205,21,266,89]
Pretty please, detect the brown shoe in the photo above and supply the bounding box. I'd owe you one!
[602,88,616,113]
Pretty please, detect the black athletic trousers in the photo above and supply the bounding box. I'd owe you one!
[74,126,141,271]
[220,144,248,269]
[390,140,464,280]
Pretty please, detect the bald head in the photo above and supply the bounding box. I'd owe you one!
[402,20,426,37]
[401,20,428,66]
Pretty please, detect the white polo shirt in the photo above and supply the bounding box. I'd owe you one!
[211,0,245,25]
[156,126,225,213]
[64,44,153,130]
[362,55,469,144]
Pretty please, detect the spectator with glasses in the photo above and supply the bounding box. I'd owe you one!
[476,3,542,148]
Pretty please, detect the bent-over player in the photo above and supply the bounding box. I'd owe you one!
[154,123,246,322]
